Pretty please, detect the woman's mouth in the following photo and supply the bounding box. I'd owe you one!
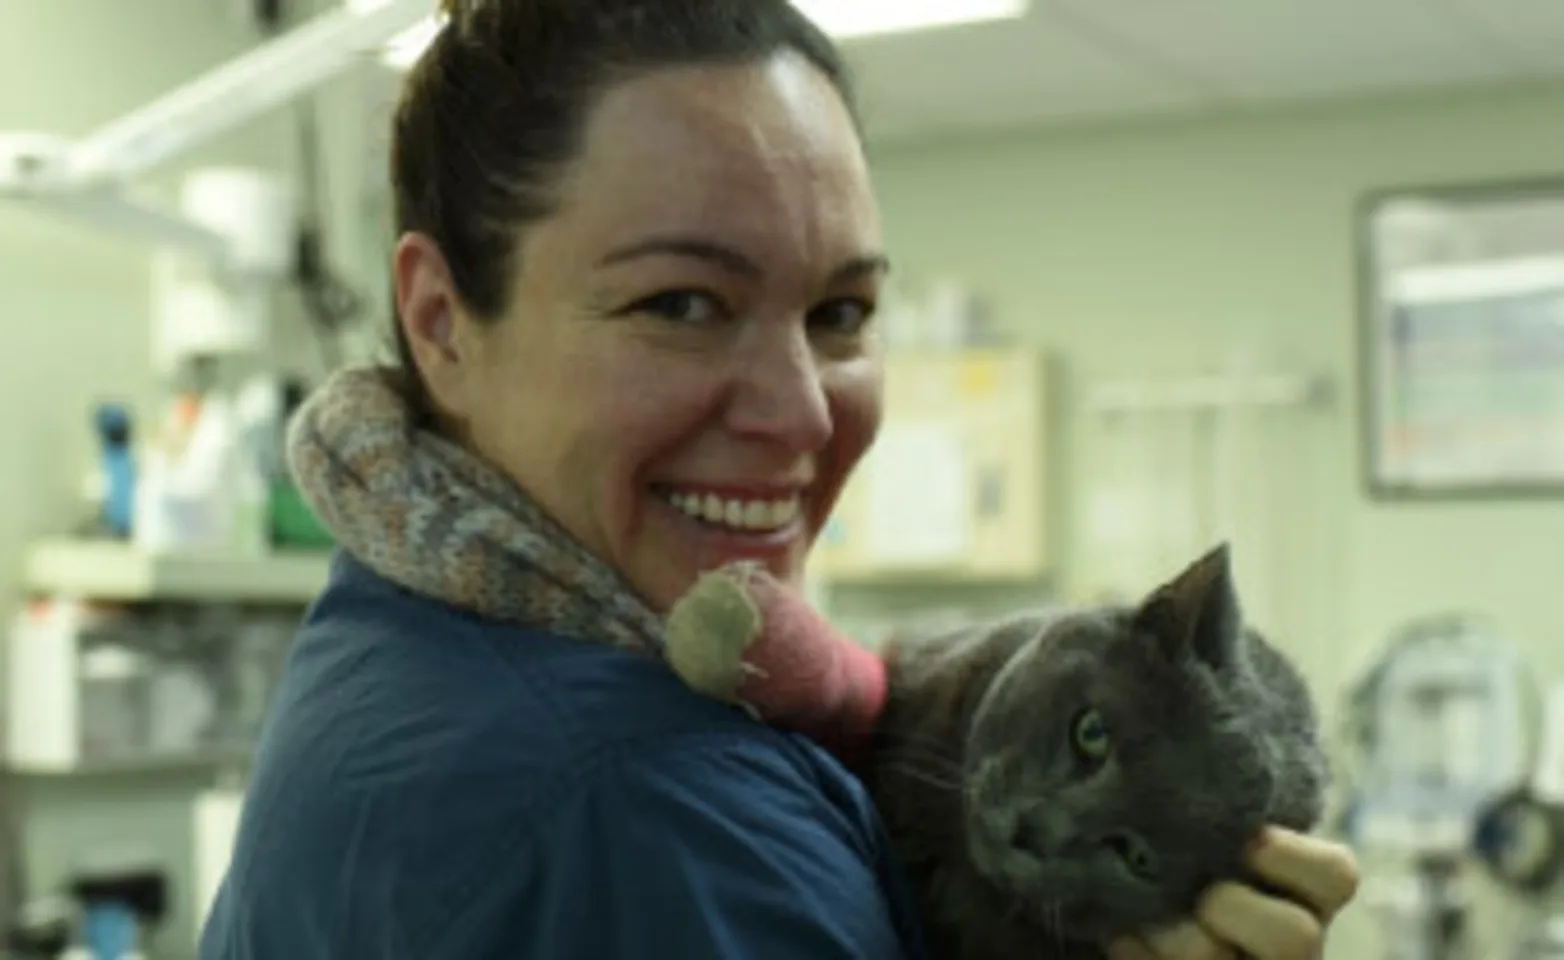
[652,485,802,535]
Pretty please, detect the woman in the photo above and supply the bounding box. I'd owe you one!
[200,0,1358,957]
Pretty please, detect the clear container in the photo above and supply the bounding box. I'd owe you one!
[78,641,154,761]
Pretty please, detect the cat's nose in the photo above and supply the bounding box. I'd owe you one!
[1010,818,1052,857]
[1007,810,1069,858]
[1099,830,1159,880]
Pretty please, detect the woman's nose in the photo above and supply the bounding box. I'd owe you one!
[726,331,833,452]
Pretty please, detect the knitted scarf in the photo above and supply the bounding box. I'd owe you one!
[285,365,669,654]
[286,365,892,766]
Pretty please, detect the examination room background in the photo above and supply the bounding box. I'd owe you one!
[5,0,1564,956]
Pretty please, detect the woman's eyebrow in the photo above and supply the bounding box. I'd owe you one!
[597,234,889,283]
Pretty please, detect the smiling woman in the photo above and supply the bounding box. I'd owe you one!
[189,2,1363,958]
[395,42,891,611]
[195,1,927,959]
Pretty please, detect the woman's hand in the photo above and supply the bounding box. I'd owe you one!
[1105,827,1361,960]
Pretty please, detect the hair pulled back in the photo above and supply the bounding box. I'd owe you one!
[390,0,856,397]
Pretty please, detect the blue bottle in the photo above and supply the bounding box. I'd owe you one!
[94,404,136,539]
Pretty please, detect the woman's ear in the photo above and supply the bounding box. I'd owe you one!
[392,232,477,419]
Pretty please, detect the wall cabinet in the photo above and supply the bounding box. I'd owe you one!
[812,349,1055,583]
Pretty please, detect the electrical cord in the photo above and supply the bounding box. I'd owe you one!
[260,0,366,373]
[291,97,362,372]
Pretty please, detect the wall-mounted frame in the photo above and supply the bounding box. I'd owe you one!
[1358,177,1564,500]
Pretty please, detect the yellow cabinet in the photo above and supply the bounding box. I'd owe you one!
[811,349,1054,583]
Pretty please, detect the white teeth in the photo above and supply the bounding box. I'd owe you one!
[661,489,801,532]
[742,501,768,527]
[769,499,799,526]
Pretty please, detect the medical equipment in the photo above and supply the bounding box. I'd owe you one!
[0,7,425,945]
[0,1,428,253]
[1340,614,1536,960]
[1470,682,1564,960]
[0,0,430,372]
[90,405,136,539]
[62,864,165,960]
[7,864,166,960]
[0,1,431,562]
[1469,683,1564,899]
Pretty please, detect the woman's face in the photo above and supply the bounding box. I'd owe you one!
[399,52,885,612]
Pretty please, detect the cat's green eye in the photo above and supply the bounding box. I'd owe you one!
[1070,708,1111,761]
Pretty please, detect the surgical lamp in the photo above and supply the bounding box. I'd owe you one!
[0,0,430,374]
[0,0,429,266]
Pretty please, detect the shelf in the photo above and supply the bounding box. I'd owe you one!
[7,746,253,779]
[23,539,332,603]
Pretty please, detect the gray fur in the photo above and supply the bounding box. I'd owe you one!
[866,544,1326,959]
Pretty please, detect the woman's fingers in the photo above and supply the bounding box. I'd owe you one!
[1111,922,1239,960]
[1197,881,1322,960]
[1246,826,1362,919]
[1109,828,1361,960]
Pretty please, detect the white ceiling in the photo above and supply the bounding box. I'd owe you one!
[844,0,1564,142]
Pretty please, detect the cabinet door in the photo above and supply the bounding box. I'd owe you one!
[812,350,1052,582]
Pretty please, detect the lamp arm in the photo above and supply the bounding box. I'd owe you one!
[61,0,433,189]
[0,1,432,259]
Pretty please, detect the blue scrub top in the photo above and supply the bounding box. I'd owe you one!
[198,553,926,959]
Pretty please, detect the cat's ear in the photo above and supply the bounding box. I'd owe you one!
[1131,543,1242,669]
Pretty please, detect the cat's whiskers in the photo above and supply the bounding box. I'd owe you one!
[879,727,965,757]
[993,895,1024,946]
[878,739,967,786]
[878,758,965,794]
[885,749,964,783]
[1024,895,1063,957]
[879,736,964,773]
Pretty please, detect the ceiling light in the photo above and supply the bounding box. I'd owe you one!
[380,15,441,69]
[357,0,1029,71]
[791,0,1029,39]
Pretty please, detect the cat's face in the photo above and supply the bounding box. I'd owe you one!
[959,549,1279,941]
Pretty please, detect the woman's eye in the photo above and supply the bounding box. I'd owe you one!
[1070,707,1111,762]
[809,297,875,335]
[632,290,726,325]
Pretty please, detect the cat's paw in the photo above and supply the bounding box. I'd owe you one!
[664,564,765,704]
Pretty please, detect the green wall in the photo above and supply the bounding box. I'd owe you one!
[869,81,1564,681]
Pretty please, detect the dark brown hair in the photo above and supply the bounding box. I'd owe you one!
[389,0,857,411]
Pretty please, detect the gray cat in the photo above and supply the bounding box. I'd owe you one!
[867,544,1326,959]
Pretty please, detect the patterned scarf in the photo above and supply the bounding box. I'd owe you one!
[285,365,669,655]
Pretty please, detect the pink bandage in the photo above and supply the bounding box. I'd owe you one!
[729,574,889,766]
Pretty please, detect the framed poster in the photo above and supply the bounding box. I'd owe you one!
[1358,177,1564,499]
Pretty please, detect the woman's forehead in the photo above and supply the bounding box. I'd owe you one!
[550,55,879,258]
[587,54,859,161]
